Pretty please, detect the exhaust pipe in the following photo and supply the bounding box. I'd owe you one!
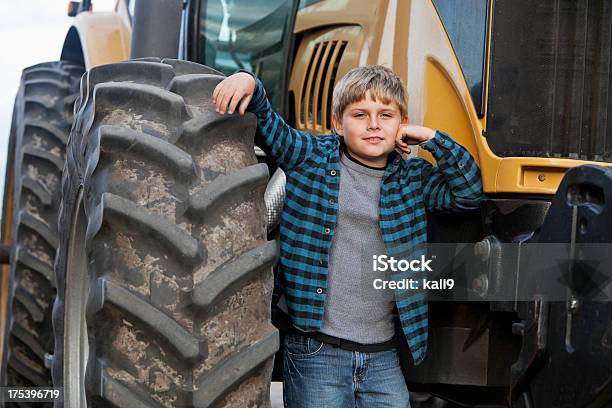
[130,0,183,59]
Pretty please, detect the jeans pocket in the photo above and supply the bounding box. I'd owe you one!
[284,334,325,358]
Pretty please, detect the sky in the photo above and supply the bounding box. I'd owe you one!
[0,0,116,216]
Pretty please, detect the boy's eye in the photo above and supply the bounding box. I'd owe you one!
[354,113,365,118]
[381,113,393,118]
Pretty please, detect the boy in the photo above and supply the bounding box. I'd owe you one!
[213,65,484,407]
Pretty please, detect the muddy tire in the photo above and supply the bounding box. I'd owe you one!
[52,58,279,407]
[0,61,83,391]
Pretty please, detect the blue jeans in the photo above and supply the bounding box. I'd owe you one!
[282,333,411,408]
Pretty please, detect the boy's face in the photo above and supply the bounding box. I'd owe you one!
[332,94,405,168]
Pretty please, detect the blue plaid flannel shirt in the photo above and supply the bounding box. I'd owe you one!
[247,78,484,365]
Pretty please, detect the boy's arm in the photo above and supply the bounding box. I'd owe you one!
[246,77,317,171]
[417,130,485,213]
[214,70,316,171]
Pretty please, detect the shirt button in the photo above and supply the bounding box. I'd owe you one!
[319,259,325,266]
[330,170,337,176]
[329,198,335,205]
[324,227,331,234]
[316,288,323,294]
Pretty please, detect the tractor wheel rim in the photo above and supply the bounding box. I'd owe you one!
[63,186,89,407]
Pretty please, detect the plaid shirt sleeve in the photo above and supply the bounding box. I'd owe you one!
[246,78,318,171]
[418,130,485,213]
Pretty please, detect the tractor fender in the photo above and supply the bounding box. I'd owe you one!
[61,11,131,70]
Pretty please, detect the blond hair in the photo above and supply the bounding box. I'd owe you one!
[331,65,408,121]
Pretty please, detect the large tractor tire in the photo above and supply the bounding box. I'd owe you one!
[0,61,83,390]
[52,58,279,407]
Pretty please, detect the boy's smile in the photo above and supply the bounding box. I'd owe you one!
[332,93,405,168]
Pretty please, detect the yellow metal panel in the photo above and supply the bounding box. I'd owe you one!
[291,0,394,135]
[290,26,363,134]
[496,157,612,194]
[303,43,324,128]
[321,41,344,130]
[421,58,481,167]
[72,11,131,69]
[291,0,611,195]
[0,147,15,365]
[312,42,333,131]
[405,1,493,186]
[295,0,394,74]
[114,0,132,30]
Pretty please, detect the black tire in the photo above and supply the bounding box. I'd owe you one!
[0,61,83,391]
[52,58,279,407]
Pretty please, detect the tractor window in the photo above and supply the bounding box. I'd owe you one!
[432,0,488,116]
[199,0,294,111]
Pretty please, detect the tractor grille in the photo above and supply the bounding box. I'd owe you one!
[487,0,612,162]
[300,40,347,132]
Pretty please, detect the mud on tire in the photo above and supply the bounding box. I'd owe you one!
[52,58,279,407]
[0,61,83,391]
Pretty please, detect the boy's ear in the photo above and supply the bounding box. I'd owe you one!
[401,115,409,124]
[331,115,343,136]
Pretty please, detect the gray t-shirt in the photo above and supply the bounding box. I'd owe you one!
[318,152,395,344]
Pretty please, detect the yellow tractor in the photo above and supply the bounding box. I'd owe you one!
[1,0,610,406]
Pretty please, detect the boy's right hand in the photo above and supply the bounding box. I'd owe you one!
[212,72,256,115]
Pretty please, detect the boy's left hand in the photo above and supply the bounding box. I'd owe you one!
[395,124,437,154]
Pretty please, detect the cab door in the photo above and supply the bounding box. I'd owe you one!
[191,0,299,117]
